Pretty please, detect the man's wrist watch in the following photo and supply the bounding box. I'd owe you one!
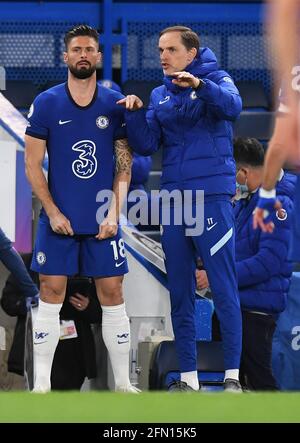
[194,78,205,90]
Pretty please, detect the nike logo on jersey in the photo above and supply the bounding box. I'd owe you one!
[206,222,218,231]
[159,96,170,104]
[115,260,125,268]
[59,119,72,125]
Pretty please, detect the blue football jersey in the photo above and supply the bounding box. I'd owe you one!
[26,82,127,234]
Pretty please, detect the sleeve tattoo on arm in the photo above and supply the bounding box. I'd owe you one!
[115,138,133,175]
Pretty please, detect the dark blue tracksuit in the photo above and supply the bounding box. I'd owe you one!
[234,173,295,389]
[235,173,295,314]
[126,47,243,372]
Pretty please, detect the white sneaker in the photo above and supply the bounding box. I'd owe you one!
[115,384,141,393]
[32,384,50,394]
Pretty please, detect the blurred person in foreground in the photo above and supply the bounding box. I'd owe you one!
[254,0,300,232]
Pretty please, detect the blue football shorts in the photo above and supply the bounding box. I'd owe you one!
[31,219,128,277]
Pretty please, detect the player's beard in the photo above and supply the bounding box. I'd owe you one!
[69,63,97,79]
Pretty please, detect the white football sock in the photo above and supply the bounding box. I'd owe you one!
[181,371,199,390]
[33,300,62,392]
[101,303,131,390]
[224,369,240,381]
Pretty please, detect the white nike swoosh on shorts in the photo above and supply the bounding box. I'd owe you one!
[115,260,125,268]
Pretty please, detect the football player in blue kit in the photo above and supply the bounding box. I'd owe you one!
[25,25,139,393]
[119,26,243,392]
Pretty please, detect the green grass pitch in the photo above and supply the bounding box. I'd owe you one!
[0,391,299,423]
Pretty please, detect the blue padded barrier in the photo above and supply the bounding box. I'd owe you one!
[272,272,300,390]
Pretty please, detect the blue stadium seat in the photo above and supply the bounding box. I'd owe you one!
[149,340,224,390]
[151,149,163,171]
[145,171,161,193]
[234,111,275,144]
[236,81,270,111]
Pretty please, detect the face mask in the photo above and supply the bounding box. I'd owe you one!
[235,179,249,201]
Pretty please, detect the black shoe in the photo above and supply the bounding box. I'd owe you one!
[224,378,242,393]
[168,381,198,392]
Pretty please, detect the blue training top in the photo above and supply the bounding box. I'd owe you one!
[26,82,126,234]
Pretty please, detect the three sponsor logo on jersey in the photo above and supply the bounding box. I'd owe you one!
[57,116,110,179]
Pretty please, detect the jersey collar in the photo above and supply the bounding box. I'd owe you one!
[65,82,98,109]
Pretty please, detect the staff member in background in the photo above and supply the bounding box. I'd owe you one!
[197,138,295,390]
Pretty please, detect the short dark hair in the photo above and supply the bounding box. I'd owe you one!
[234,137,265,167]
[159,26,200,52]
[64,24,99,50]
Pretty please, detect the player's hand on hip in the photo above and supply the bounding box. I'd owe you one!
[96,219,118,240]
[171,72,200,88]
[49,211,74,236]
[117,95,143,111]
